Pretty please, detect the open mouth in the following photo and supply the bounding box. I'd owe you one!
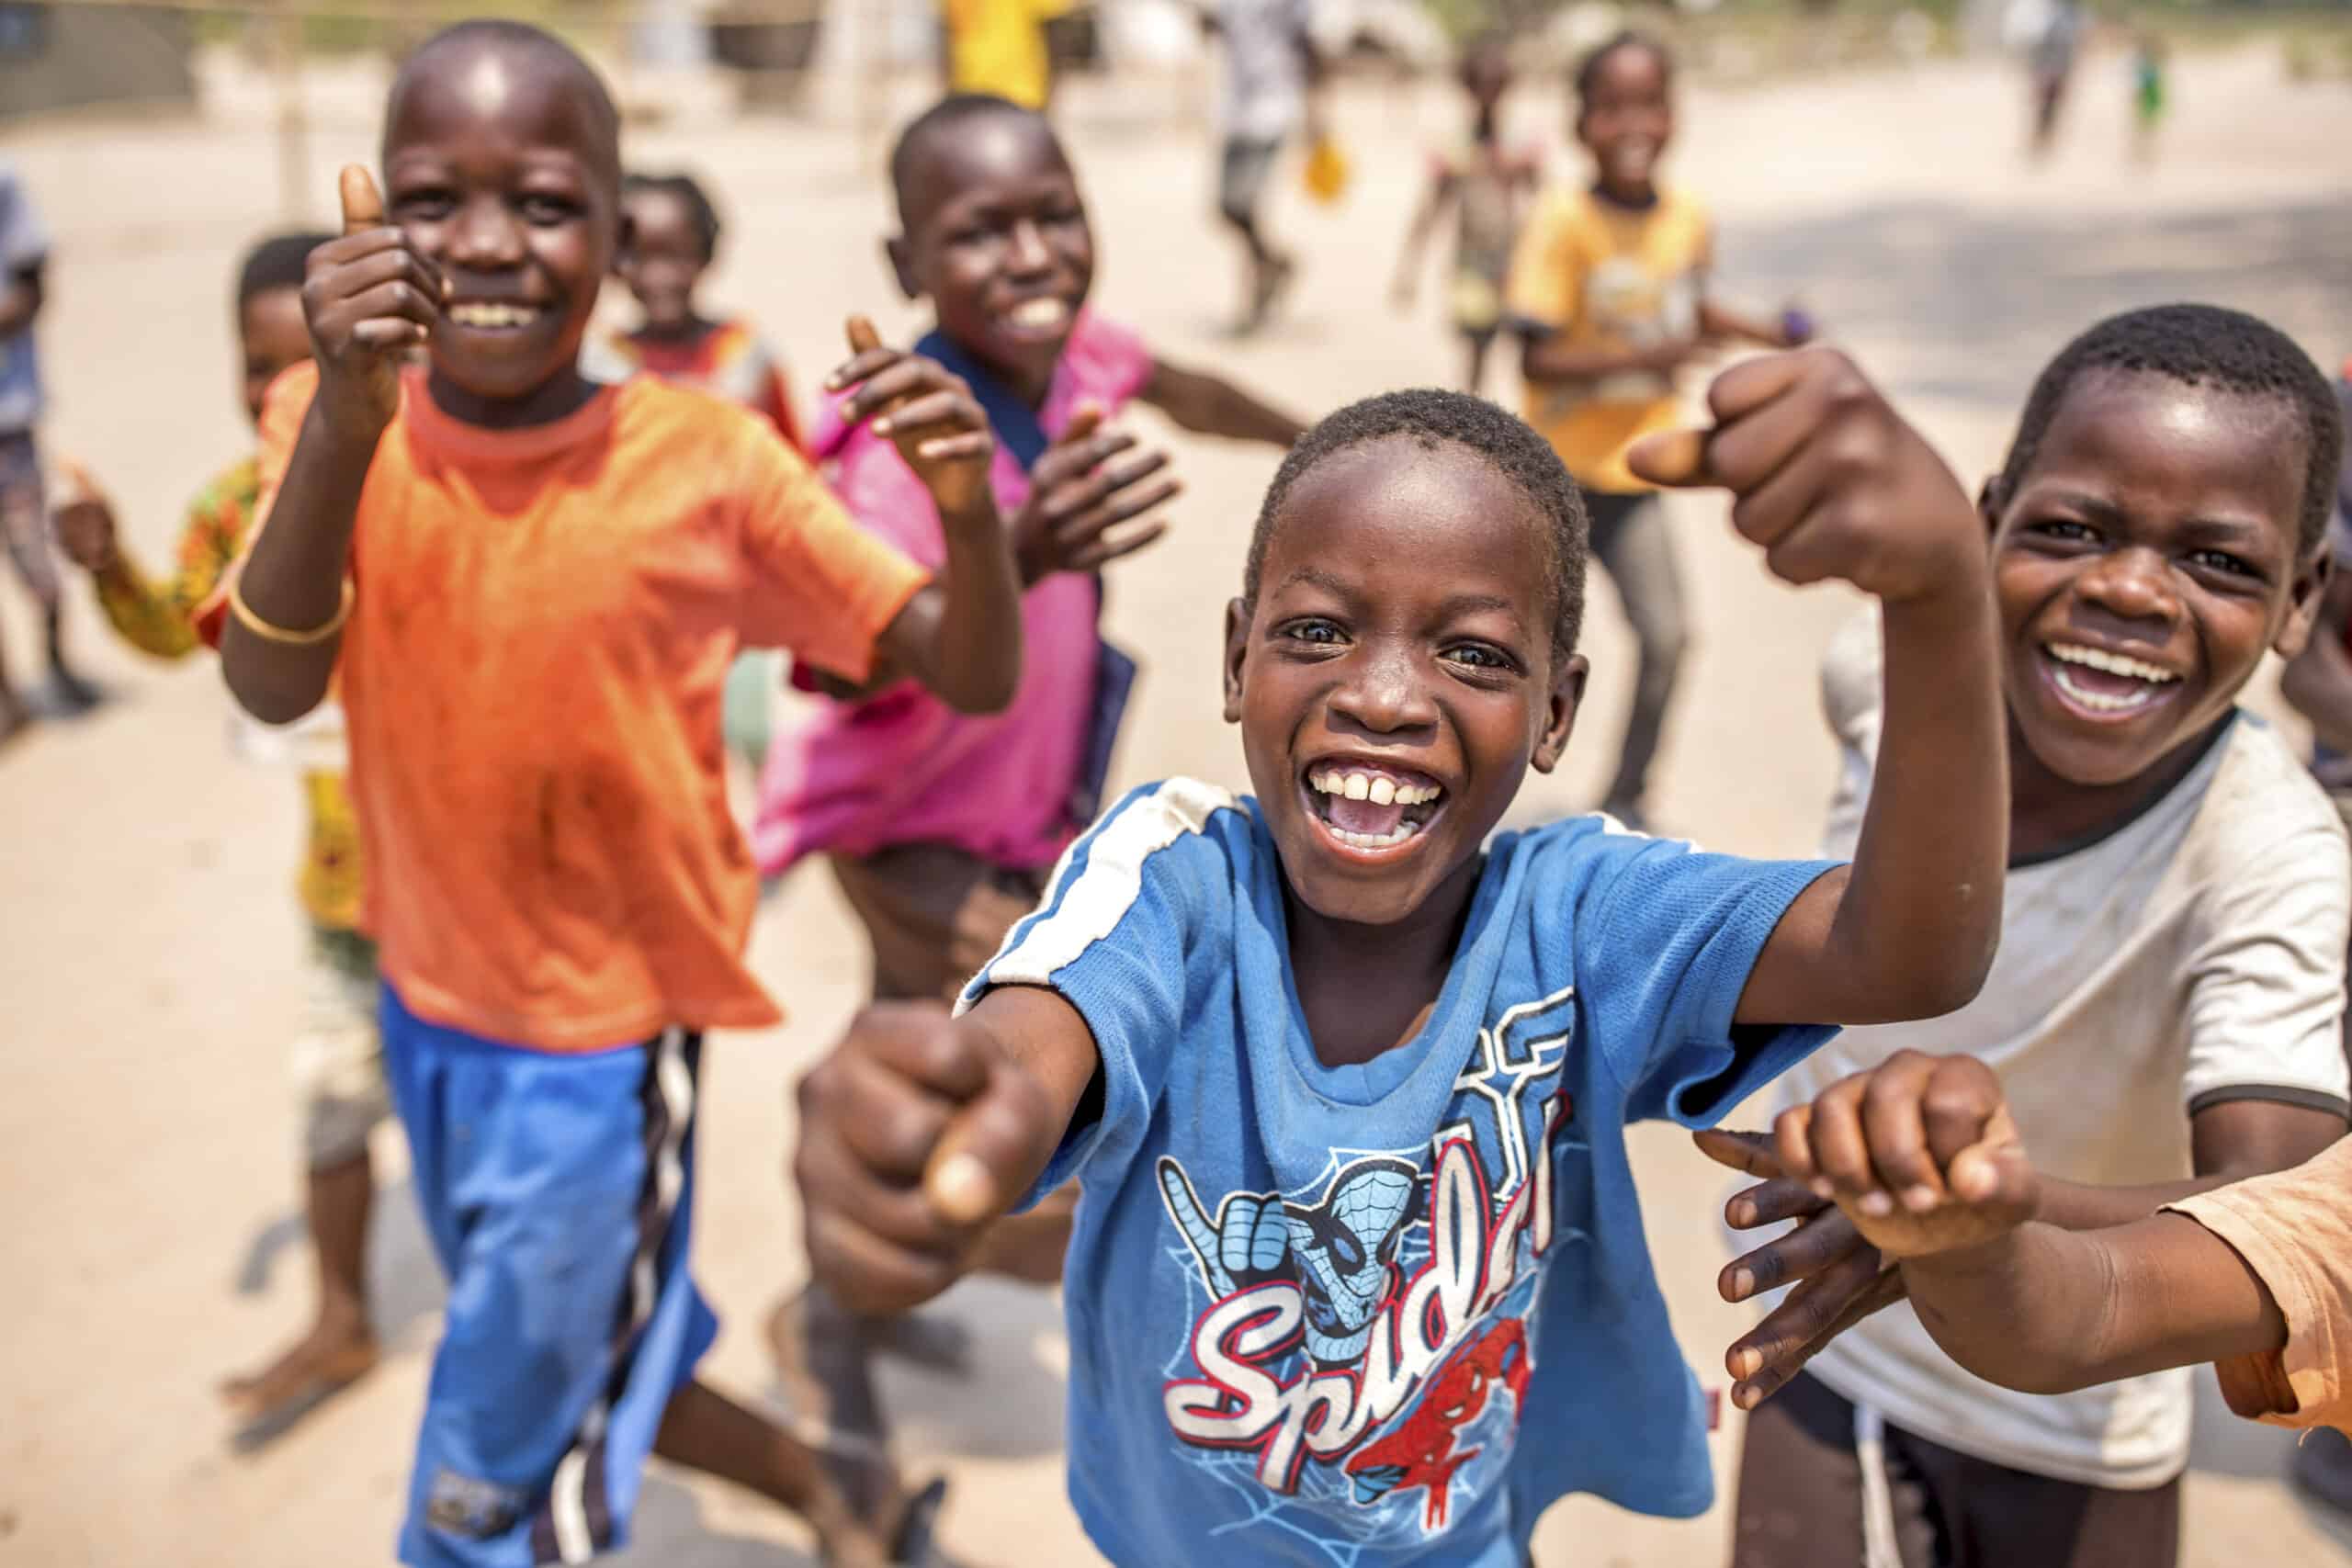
[2040,640,2182,720]
[1301,761,1447,853]
[446,301,546,332]
[996,296,1074,342]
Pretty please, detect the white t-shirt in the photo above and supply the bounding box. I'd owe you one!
[1216,0,1309,142]
[1788,613,2352,1488]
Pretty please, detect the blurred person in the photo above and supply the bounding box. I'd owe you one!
[597,169,804,771]
[1389,36,1542,396]
[752,93,1303,1538]
[1504,30,1805,829]
[209,22,1025,1564]
[2130,29,2167,162]
[1199,0,1322,333]
[0,158,98,743]
[52,230,394,1442]
[938,0,1070,109]
[2023,0,2084,157]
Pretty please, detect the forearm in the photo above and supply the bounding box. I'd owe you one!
[1823,583,2007,1019]
[1520,333,1670,385]
[1142,362,1306,447]
[220,408,375,723]
[1905,1214,2283,1395]
[892,496,1022,714]
[91,548,201,659]
[1699,299,1792,349]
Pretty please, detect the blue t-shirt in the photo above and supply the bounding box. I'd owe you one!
[962,779,1842,1566]
[0,161,48,434]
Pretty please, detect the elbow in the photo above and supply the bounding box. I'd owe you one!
[221,650,321,727]
[940,661,1018,716]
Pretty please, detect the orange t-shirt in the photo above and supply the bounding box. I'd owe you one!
[233,364,927,1050]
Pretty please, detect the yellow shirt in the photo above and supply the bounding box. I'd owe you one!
[1504,186,1710,494]
[942,0,1069,109]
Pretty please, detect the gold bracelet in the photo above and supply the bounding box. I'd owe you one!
[228,573,354,647]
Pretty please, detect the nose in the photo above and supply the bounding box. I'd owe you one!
[1328,641,1440,739]
[2073,545,2178,627]
[446,193,526,270]
[1004,218,1052,276]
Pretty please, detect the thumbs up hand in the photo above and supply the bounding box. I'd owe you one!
[302,164,447,443]
[826,316,997,523]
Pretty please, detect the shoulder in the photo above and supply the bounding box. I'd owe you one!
[619,373,775,457]
[1491,811,1658,899]
[1064,310,1155,393]
[188,453,264,527]
[1656,187,1713,241]
[1525,184,1592,234]
[1078,778,1253,886]
[2181,716,2349,885]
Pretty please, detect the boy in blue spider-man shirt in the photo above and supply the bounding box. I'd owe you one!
[793,351,2009,1565]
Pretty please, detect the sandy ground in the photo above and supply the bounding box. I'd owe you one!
[5,39,2352,1568]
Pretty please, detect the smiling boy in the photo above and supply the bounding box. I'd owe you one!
[1714,305,2351,1568]
[211,22,1023,1567]
[791,347,2013,1565]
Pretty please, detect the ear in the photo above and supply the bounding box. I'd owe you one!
[1222,597,1250,725]
[885,235,921,302]
[2274,547,2332,660]
[611,209,637,276]
[1530,652,1588,773]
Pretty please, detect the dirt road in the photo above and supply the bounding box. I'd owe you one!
[3,40,2348,1567]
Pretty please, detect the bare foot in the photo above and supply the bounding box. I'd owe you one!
[219,1318,379,1438]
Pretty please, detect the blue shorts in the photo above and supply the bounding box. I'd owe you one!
[380,984,721,1568]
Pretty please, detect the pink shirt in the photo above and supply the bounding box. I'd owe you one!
[752,311,1155,874]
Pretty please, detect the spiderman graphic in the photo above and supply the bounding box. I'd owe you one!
[1345,1317,1533,1530]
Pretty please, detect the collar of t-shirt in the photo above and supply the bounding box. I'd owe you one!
[397,366,622,467]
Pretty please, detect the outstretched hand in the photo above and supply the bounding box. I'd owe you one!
[1012,403,1178,585]
[827,317,996,522]
[301,165,443,442]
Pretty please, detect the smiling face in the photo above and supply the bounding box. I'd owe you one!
[239,285,312,427]
[615,184,707,336]
[1225,438,1584,931]
[890,110,1092,404]
[1577,43,1672,200]
[1992,369,2323,790]
[381,39,618,412]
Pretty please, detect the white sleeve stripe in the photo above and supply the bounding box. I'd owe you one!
[959,778,1234,1009]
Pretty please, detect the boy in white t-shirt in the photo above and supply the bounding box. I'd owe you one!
[1706,304,2352,1568]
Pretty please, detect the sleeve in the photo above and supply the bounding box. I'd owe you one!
[194,365,314,648]
[2166,1138,2352,1436]
[957,780,1229,1203]
[733,428,930,678]
[2179,807,2352,1119]
[1503,191,1581,334]
[1566,829,1844,1127]
[0,169,48,273]
[92,477,243,659]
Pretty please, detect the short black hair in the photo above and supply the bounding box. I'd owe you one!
[237,231,333,309]
[389,20,620,186]
[1244,389,1589,660]
[1996,303,2346,559]
[622,171,722,260]
[888,92,1063,226]
[1575,29,1673,105]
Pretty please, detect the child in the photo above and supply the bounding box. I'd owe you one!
[51,229,393,1438]
[2131,30,2167,163]
[1706,305,2351,1568]
[1748,1049,2352,1441]
[752,84,1304,1502]
[597,169,806,771]
[794,345,2017,1564]
[1503,31,1803,829]
[1389,37,1541,396]
[1206,0,1321,333]
[211,22,1024,1567]
[0,157,96,740]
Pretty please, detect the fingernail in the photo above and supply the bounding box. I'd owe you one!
[930,1154,994,1223]
[1729,1268,1754,1300]
[1729,1201,1754,1227]
[1859,1190,1893,1217]
[1904,1185,1939,1212]
[874,416,894,435]
[1735,1383,1758,1410]
[1731,1348,1759,1378]
[1810,1179,1835,1200]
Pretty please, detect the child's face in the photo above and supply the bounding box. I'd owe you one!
[381,48,618,403]
[1464,53,1511,115]
[239,285,312,427]
[1577,46,1672,195]
[616,186,706,334]
[1224,440,1583,930]
[1991,371,2324,788]
[890,116,1093,396]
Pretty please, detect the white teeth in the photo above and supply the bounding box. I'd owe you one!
[1329,820,1421,850]
[1343,773,1371,801]
[1007,299,1069,329]
[448,302,540,329]
[2051,665,2165,715]
[2045,642,2178,685]
[1307,767,1443,806]
[1368,777,1396,806]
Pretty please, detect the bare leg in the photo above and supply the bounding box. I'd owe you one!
[1463,331,1495,397]
[221,1151,380,1422]
[0,601,28,745]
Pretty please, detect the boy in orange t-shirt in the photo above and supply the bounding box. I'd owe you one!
[211,22,1023,1567]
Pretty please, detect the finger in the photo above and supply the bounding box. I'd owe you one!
[1064,519,1172,571]
[825,1054,959,1181]
[1860,1052,1947,1213]
[1702,349,1813,424]
[1036,430,1136,489]
[1691,1127,1786,1181]
[314,244,445,309]
[1947,1137,2035,1211]
[825,346,903,394]
[352,318,429,349]
[1700,363,1836,498]
[341,279,441,332]
[1057,483,1182,549]
[1731,1263,1905,1410]
[1718,1204,1864,1302]
[1803,1079,1878,1202]
[1050,462,1177,536]
[339,164,385,236]
[804,1206,962,1317]
[1725,438,1834,554]
[874,389,980,440]
[1055,402,1104,446]
[854,1002,992,1101]
[838,361,944,424]
[845,314,883,356]
[924,1066,1054,1226]
[1724,1176,1828,1231]
[796,1122,969,1253]
[1771,1103,1827,1194]
[916,432,992,463]
[1921,1055,2002,1171]
[1623,426,1709,489]
[1725,1245,1885,1389]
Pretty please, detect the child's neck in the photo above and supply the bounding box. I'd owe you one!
[936,321,1057,410]
[632,312,718,345]
[1591,175,1658,211]
[1284,857,1482,1069]
[2006,707,2233,861]
[426,365,602,432]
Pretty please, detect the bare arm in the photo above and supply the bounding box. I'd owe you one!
[1390,171,1456,304]
[0,265,40,336]
[2030,1099,2347,1228]
[866,492,1023,714]
[1139,357,1306,447]
[2280,571,2352,755]
[1699,298,1800,350]
[1520,329,1693,386]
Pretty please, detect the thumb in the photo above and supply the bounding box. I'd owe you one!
[1624,426,1710,489]
[1692,1126,1785,1180]
[1946,1139,2035,1213]
[339,164,385,237]
[844,314,883,356]
[1057,402,1104,446]
[922,1068,1050,1226]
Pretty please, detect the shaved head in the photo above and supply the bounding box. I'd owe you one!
[387,20,620,190]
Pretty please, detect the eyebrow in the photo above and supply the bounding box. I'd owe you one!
[1273,567,1528,623]
[2035,490,2278,551]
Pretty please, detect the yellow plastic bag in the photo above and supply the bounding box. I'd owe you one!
[1302,135,1351,205]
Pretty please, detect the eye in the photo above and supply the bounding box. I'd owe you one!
[2028,517,2099,546]
[519,193,579,224]
[1441,642,1518,673]
[2188,547,2262,581]
[1278,618,1347,647]
[395,187,456,221]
